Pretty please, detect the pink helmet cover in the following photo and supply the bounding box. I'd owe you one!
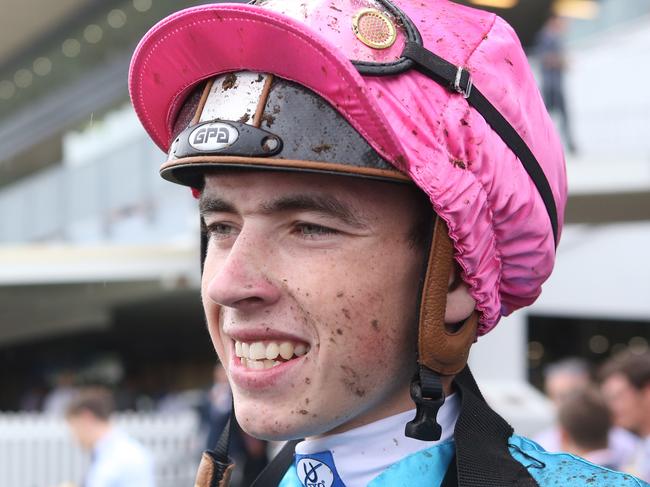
[129,0,568,335]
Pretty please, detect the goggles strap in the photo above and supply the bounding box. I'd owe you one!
[402,41,559,247]
[352,0,422,75]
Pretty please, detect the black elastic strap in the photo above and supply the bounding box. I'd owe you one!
[212,411,236,463]
[250,439,301,487]
[453,366,539,486]
[197,410,237,487]
[200,225,207,273]
[403,42,559,247]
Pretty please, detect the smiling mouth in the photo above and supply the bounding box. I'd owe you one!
[235,340,310,370]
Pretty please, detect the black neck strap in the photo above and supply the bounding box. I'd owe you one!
[453,366,539,487]
[401,42,559,247]
[250,438,301,487]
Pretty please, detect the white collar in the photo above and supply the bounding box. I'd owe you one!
[295,393,459,487]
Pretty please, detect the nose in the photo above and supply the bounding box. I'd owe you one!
[203,230,281,312]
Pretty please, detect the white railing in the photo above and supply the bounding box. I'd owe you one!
[0,411,202,487]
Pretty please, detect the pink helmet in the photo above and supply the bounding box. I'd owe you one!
[130,0,566,339]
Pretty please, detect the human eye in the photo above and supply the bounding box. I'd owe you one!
[204,221,238,240]
[293,222,339,239]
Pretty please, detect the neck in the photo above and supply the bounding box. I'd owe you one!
[317,386,414,438]
[315,375,455,439]
[294,394,460,487]
[640,423,650,438]
[90,422,112,449]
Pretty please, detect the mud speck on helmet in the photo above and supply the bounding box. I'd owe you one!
[451,158,467,170]
[262,113,275,127]
[311,143,332,154]
[222,73,237,90]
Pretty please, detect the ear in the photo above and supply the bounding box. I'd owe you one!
[444,264,476,324]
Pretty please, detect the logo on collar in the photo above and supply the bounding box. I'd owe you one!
[296,453,337,487]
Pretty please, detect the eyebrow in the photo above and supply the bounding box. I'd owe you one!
[200,193,368,229]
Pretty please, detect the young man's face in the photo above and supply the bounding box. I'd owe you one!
[200,171,427,440]
[66,411,97,450]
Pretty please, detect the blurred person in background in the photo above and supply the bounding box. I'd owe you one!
[65,387,155,487]
[535,14,577,154]
[43,370,78,416]
[534,357,638,466]
[543,357,591,404]
[557,387,616,469]
[534,357,593,449]
[200,363,268,487]
[600,350,650,481]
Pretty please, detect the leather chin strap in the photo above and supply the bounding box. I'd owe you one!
[418,218,478,375]
[405,217,479,441]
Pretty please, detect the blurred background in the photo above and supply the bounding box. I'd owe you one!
[0,0,649,486]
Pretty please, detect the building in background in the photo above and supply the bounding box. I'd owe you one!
[0,0,649,437]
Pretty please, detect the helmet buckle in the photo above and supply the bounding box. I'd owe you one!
[405,366,445,441]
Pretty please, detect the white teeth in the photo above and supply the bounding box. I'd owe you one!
[279,342,294,360]
[249,341,266,360]
[240,358,283,370]
[235,339,309,366]
[266,342,279,360]
[248,359,264,370]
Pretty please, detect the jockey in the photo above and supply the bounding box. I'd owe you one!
[129,1,648,486]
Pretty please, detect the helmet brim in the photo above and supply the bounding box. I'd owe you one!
[128,3,407,172]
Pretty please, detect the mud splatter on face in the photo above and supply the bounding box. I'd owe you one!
[340,365,366,397]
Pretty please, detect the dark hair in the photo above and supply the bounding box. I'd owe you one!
[558,387,610,451]
[65,387,115,421]
[598,350,650,390]
[407,185,435,250]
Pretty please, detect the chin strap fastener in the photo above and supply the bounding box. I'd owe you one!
[405,366,445,441]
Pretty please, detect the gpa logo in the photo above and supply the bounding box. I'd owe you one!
[297,458,334,487]
[189,122,239,151]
